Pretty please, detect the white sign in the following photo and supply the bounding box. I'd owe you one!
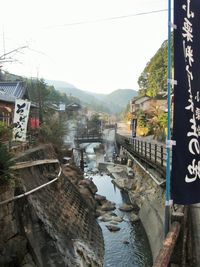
[13,99,31,142]
[59,103,66,111]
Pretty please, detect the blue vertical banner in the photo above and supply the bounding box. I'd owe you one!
[172,0,200,204]
[131,118,137,138]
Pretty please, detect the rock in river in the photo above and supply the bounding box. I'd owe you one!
[118,204,134,212]
[106,225,121,232]
[130,213,140,222]
[101,201,116,211]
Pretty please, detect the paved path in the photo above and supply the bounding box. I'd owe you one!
[116,121,131,137]
[116,121,165,146]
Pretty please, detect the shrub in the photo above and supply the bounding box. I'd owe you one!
[0,143,14,185]
[0,122,10,140]
[38,114,67,152]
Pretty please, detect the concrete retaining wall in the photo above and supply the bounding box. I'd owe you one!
[130,162,165,261]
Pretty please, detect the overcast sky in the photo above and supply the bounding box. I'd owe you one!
[0,0,168,94]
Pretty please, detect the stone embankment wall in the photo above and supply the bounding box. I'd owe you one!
[129,162,165,262]
[0,144,104,267]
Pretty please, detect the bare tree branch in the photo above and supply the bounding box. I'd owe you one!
[0,45,28,60]
[0,45,28,69]
[0,59,18,63]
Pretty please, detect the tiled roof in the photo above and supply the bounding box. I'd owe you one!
[66,102,81,108]
[132,96,150,105]
[0,81,26,103]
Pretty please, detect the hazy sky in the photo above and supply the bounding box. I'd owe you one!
[0,0,168,94]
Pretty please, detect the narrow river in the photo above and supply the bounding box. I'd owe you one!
[82,143,153,267]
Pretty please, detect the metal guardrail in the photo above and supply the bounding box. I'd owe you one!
[116,134,168,179]
[74,133,103,143]
[0,161,61,206]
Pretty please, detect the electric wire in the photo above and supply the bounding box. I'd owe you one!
[46,8,168,29]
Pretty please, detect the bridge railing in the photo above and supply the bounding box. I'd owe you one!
[116,134,168,178]
[74,133,103,143]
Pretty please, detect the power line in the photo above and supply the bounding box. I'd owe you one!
[46,8,168,29]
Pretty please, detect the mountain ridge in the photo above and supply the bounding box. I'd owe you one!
[45,79,138,113]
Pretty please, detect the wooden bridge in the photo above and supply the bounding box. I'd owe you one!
[74,133,103,143]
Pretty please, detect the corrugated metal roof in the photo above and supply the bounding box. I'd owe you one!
[0,81,26,102]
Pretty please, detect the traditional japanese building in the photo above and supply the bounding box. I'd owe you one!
[0,81,39,128]
[130,94,167,117]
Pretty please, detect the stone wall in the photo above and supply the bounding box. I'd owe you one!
[0,144,104,267]
[0,186,35,267]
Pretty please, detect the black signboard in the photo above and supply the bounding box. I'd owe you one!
[172,0,200,204]
[131,118,137,138]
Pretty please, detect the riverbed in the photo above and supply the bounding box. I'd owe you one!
[83,143,153,267]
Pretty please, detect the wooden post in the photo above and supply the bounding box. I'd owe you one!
[153,222,181,267]
[80,149,84,171]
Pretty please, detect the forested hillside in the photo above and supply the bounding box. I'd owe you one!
[137,36,173,97]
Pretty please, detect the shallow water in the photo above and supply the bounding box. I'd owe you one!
[92,174,152,267]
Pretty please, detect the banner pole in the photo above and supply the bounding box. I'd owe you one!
[165,0,172,237]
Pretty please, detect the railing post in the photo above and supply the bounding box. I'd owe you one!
[149,143,151,160]
[145,142,147,159]
[161,146,164,166]
[133,139,135,151]
[141,141,143,156]
[155,144,157,163]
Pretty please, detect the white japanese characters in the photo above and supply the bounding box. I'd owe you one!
[183,0,200,182]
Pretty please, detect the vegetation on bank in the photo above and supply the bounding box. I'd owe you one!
[122,38,172,141]
[27,78,70,154]
[137,109,167,141]
[0,143,14,185]
[0,123,14,185]
[122,102,132,123]
[0,76,72,185]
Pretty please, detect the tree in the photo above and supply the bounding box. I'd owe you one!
[87,114,101,134]
[38,113,67,153]
[27,78,50,123]
[149,108,167,141]
[121,102,132,122]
